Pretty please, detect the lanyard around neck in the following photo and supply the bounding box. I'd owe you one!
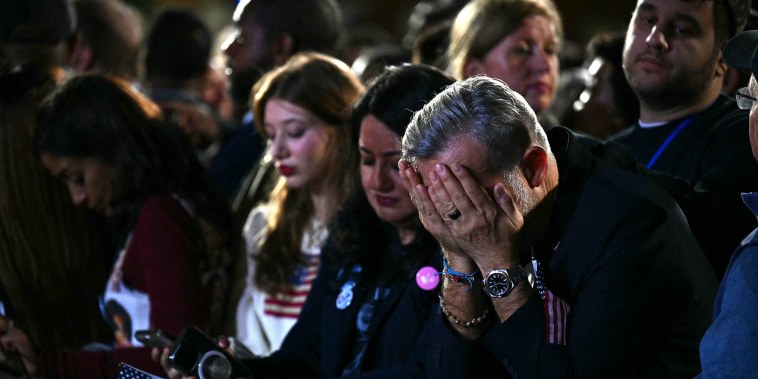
[645,116,694,169]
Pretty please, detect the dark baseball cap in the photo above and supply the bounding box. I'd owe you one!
[0,0,77,44]
[723,30,758,77]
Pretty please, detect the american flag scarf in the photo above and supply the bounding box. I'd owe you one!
[532,243,570,345]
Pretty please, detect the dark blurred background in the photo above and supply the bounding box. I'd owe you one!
[130,0,639,54]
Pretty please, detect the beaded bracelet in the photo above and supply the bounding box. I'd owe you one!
[438,294,489,328]
[439,257,480,290]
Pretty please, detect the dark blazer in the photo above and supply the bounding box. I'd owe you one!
[244,227,441,378]
[425,128,717,378]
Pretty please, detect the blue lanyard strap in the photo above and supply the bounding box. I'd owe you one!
[645,116,694,169]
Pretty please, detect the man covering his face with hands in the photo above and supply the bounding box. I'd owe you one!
[400,76,716,378]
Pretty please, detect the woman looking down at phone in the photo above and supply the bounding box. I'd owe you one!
[233,52,364,357]
[0,68,111,377]
[158,64,454,378]
[1,74,240,378]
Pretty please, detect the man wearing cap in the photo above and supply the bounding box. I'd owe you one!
[696,30,758,377]
[614,0,758,279]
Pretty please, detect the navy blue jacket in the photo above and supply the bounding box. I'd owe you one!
[243,225,441,378]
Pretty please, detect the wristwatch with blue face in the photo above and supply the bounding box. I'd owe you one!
[482,265,527,298]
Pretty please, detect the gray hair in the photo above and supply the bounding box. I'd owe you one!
[402,76,549,176]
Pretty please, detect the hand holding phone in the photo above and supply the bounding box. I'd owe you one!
[135,329,174,349]
[168,326,251,379]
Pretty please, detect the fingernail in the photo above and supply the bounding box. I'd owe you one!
[437,164,449,179]
[495,184,506,198]
[452,164,462,173]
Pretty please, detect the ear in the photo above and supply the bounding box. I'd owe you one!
[65,33,83,67]
[272,33,295,67]
[462,56,485,78]
[520,146,549,188]
[71,44,93,73]
[714,50,727,79]
[722,67,746,96]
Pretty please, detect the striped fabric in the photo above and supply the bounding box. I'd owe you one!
[532,254,570,345]
[263,254,320,318]
[542,286,570,344]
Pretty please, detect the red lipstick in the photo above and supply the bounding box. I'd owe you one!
[278,165,295,176]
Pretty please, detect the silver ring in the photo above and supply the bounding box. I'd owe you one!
[448,209,462,220]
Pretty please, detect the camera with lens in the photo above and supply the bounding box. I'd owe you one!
[168,326,251,379]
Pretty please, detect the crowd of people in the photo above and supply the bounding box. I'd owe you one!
[0,0,756,378]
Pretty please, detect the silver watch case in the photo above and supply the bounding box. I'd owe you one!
[482,265,527,298]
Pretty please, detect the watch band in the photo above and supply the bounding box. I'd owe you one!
[482,265,527,298]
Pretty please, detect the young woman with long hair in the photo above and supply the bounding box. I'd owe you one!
[0,68,111,375]
[234,52,364,356]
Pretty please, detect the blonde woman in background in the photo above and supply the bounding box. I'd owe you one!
[448,0,563,126]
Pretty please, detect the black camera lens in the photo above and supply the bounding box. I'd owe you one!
[197,350,232,379]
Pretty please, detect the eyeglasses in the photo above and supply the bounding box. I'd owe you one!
[736,87,757,110]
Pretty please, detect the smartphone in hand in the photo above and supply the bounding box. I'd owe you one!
[135,329,174,349]
[168,326,251,378]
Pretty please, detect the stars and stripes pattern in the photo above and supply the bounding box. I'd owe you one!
[263,254,319,318]
[532,253,570,346]
[116,363,164,379]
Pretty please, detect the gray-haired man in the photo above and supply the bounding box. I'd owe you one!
[400,76,716,377]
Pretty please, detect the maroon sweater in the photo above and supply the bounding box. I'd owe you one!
[38,196,204,378]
